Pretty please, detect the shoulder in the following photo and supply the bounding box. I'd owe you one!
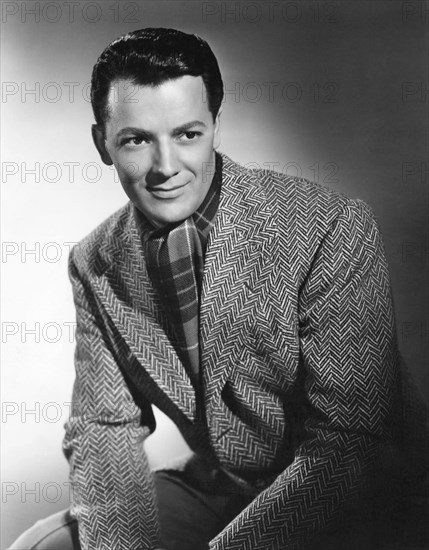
[221,151,378,239]
[220,153,382,281]
[69,201,133,277]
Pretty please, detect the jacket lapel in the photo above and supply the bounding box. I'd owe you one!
[200,154,278,409]
[89,206,197,421]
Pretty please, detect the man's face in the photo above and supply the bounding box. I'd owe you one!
[95,75,221,228]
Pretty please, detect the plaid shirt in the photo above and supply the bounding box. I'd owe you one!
[140,153,222,386]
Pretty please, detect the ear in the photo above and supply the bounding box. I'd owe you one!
[213,108,222,150]
[91,124,113,166]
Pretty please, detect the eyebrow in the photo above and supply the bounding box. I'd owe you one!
[115,120,207,141]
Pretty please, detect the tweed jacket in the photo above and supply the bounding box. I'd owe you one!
[63,152,402,550]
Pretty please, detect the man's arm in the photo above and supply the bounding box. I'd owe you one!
[63,251,160,550]
[210,199,398,549]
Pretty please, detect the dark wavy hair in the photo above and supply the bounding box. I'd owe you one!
[91,27,224,127]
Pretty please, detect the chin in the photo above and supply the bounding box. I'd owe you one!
[148,207,195,228]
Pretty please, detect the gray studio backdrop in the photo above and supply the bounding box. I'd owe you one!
[1,1,427,547]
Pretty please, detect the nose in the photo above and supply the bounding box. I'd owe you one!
[151,140,179,180]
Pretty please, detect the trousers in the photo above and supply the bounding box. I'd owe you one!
[9,461,429,550]
[8,468,253,550]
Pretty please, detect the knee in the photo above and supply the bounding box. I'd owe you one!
[8,509,80,550]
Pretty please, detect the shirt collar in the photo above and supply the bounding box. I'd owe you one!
[133,151,223,250]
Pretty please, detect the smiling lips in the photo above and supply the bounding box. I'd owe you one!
[147,180,190,199]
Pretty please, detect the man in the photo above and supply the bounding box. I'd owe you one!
[10,27,427,550]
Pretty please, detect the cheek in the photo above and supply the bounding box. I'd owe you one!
[115,158,148,185]
[182,144,214,174]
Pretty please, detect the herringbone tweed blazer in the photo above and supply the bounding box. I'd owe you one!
[63,153,421,550]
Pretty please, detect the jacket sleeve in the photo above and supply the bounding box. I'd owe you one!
[63,251,160,550]
[209,199,399,550]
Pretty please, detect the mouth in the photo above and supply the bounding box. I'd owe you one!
[147,180,189,199]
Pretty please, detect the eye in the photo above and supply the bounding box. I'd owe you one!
[179,131,201,142]
[131,137,144,145]
[122,136,147,147]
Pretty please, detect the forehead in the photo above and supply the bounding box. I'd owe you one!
[105,75,211,131]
